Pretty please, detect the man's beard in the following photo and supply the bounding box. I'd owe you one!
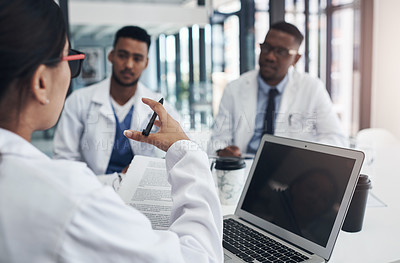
[112,71,139,87]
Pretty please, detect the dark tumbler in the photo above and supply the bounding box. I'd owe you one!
[342,174,372,232]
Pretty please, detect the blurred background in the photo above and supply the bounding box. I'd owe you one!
[33,0,400,156]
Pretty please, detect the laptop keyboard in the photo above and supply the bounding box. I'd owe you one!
[223,218,310,263]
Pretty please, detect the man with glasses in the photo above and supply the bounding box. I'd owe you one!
[53,26,180,176]
[208,21,347,157]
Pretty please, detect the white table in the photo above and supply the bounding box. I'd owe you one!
[222,145,400,263]
[328,145,400,263]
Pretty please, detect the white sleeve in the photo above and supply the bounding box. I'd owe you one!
[208,86,235,155]
[53,93,84,161]
[313,83,349,147]
[59,140,223,263]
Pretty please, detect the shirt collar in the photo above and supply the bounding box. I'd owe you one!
[0,128,49,160]
[257,73,289,95]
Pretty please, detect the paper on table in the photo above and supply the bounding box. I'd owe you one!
[118,155,172,230]
[367,191,387,207]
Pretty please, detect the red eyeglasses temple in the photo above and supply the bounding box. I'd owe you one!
[62,54,85,61]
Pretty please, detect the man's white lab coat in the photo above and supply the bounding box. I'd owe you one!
[53,77,180,175]
[209,68,347,154]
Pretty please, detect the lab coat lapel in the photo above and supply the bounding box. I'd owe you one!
[129,83,154,154]
[131,83,153,131]
[278,68,297,115]
[276,67,297,132]
[91,78,115,122]
[240,71,258,133]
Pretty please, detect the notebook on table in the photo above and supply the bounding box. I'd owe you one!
[223,134,364,263]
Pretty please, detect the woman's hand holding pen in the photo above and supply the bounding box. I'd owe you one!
[123,98,189,152]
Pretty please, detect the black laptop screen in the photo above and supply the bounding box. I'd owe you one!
[241,141,356,247]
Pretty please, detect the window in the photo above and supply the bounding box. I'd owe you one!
[284,0,362,136]
[254,0,270,69]
[152,0,368,136]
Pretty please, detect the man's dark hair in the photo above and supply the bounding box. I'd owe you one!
[270,21,304,45]
[113,26,151,51]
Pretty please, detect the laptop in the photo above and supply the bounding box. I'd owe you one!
[223,134,364,263]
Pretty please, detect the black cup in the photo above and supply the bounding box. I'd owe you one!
[213,157,246,171]
[342,174,372,232]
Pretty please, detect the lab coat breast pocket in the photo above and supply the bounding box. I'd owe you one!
[276,112,317,139]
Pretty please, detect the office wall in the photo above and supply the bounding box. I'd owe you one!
[372,0,400,139]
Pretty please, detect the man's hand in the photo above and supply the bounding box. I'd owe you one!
[121,165,129,174]
[123,98,189,152]
[217,145,242,157]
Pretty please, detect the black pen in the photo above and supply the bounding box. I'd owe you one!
[142,98,164,136]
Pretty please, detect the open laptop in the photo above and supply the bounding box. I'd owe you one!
[223,134,364,262]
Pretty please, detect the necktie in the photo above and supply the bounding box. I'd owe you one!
[264,88,279,135]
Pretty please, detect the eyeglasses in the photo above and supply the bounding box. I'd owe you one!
[45,49,85,78]
[259,43,298,58]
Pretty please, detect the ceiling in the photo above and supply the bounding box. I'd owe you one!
[70,0,191,4]
[68,0,235,41]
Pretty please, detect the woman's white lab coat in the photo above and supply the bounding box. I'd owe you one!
[53,78,180,175]
[0,128,223,262]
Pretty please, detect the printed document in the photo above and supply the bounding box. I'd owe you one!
[118,155,172,230]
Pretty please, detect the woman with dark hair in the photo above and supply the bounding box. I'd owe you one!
[0,1,223,262]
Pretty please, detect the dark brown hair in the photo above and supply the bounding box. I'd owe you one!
[0,0,67,119]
